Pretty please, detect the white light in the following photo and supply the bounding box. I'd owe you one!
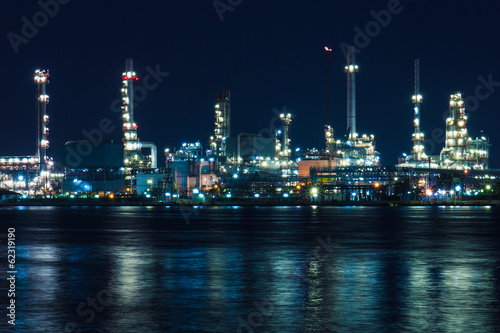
[193,188,199,194]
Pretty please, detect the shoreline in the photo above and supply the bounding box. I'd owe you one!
[0,199,497,207]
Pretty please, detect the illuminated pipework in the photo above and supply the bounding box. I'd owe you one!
[441,92,468,167]
[122,58,141,167]
[211,90,231,157]
[411,59,426,161]
[34,69,50,190]
[345,47,358,139]
[325,125,335,154]
[279,113,292,160]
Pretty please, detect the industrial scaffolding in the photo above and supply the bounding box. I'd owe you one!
[211,89,231,158]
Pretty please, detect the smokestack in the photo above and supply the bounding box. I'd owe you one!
[345,47,358,139]
[122,58,140,167]
[324,46,332,126]
[124,58,134,122]
[34,69,50,191]
[411,59,425,161]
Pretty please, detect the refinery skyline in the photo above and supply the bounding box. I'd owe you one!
[1,1,500,167]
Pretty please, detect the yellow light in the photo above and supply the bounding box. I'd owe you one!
[374,182,380,188]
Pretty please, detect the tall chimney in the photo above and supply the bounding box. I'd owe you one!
[345,47,358,139]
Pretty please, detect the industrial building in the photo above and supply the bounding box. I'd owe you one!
[0,54,496,202]
[298,46,381,183]
[210,89,231,159]
[121,58,158,171]
[226,133,276,163]
[61,141,125,193]
[398,60,490,170]
[0,69,56,196]
[165,142,218,197]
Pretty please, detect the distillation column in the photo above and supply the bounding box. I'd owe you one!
[212,89,231,157]
[411,59,426,161]
[34,69,50,191]
[280,113,292,161]
[441,92,468,168]
[345,47,358,139]
[122,58,141,168]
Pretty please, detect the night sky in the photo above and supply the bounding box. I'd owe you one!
[1,0,500,167]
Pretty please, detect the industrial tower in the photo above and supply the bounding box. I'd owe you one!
[34,69,50,191]
[121,58,141,168]
[324,46,335,154]
[411,59,426,161]
[441,92,469,168]
[345,46,358,139]
[279,113,292,161]
[212,89,231,157]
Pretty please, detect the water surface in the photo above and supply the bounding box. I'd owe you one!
[1,206,499,332]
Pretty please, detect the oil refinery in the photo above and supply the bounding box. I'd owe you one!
[0,53,498,204]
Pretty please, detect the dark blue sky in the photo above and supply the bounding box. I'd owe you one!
[1,0,500,167]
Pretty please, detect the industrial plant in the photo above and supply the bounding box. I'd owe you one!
[0,52,498,204]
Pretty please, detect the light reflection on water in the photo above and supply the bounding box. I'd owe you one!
[2,206,500,332]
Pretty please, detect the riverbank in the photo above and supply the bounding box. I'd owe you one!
[0,198,498,207]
